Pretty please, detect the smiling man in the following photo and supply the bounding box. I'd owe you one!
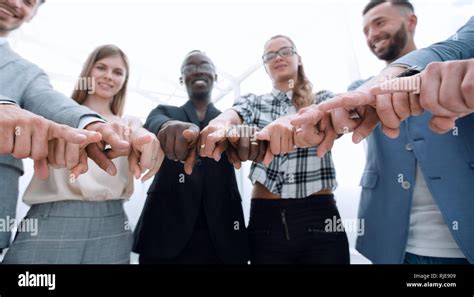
[133,51,249,264]
[344,1,472,264]
[0,0,42,31]
[363,0,417,63]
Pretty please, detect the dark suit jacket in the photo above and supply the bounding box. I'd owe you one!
[133,100,249,263]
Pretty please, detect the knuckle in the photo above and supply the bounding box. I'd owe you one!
[16,118,27,127]
[30,116,43,127]
[32,150,48,160]
[443,60,458,73]
[425,62,440,75]
[441,96,459,111]
[341,96,352,106]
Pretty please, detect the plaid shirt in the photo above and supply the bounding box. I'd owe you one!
[232,89,337,199]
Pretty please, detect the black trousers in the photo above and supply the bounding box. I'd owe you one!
[139,205,222,264]
[248,194,350,264]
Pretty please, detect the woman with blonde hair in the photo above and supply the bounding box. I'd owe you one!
[3,44,163,264]
[200,35,349,264]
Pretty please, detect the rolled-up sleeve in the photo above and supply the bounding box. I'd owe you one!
[394,16,474,69]
[231,93,257,125]
[315,90,337,104]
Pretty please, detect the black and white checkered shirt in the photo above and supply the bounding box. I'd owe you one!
[232,89,337,199]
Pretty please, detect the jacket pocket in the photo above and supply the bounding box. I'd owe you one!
[359,171,379,189]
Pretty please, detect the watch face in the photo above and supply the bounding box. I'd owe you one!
[396,68,421,78]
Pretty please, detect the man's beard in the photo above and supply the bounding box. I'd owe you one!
[372,24,408,62]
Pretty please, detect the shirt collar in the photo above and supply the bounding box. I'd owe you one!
[0,37,7,45]
[271,88,293,101]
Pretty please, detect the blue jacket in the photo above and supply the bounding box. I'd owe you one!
[352,16,474,264]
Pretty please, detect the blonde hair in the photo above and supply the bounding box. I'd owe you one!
[265,35,314,110]
[71,44,129,116]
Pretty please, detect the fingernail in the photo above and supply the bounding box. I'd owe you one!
[106,167,115,176]
[353,132,364,144]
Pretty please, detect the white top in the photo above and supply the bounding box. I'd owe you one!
[0,37,7,45]
[406,164,465,258]
[23,156,133,205]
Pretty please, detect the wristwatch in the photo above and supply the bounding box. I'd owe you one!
[396,65,422,78]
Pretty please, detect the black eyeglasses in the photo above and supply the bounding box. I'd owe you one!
[181,63,215,75]
[262,46,297,64]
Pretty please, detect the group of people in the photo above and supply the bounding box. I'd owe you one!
[0,0,472,264]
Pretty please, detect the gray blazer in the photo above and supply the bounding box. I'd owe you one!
[0,42,100,173]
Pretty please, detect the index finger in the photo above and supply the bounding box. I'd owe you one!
[291,109,324,127]
[318,92,375,112]
[98,124,130,150]
[49,122,98,145]
[203,128,226,158]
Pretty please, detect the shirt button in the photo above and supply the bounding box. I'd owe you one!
[401,181,411,190]
[405,143,413,151]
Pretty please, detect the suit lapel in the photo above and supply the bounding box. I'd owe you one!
[182,100,201,126]
[203,103,220,126]
[181,100,222,128]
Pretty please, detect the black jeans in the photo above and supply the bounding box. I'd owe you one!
[248,194,350,264]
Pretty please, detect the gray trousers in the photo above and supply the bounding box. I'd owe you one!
[3,200,133,264]
[0,164,21,249]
